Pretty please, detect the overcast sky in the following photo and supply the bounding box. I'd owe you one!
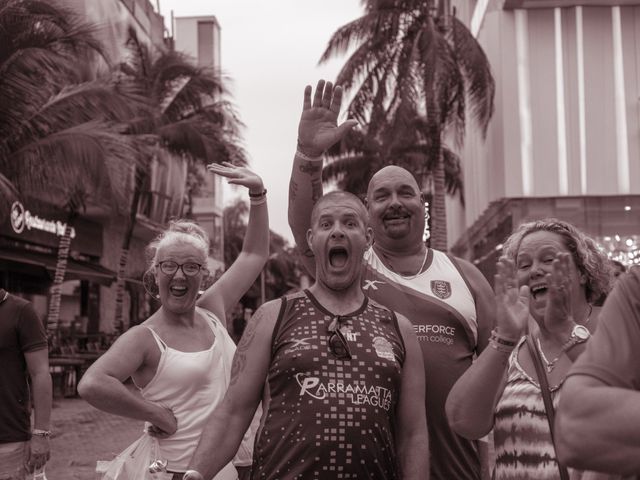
[156,0,364,243]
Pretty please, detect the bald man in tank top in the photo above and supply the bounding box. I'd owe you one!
[184,191,428,480]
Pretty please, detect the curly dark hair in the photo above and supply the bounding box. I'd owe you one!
[502,218,613,303]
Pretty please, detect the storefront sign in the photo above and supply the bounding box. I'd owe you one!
[10,201,76,238]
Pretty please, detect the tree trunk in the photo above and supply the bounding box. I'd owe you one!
[113,167,144,333]
[46,215,75,332]
[426,98,448,251]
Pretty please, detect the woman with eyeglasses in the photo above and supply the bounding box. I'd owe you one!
[79,163,268,480]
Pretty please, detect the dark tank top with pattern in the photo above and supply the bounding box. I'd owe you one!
[251,289,406,480]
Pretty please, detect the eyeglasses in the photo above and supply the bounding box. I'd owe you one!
[156,261,205,277]
[327,316,352,360]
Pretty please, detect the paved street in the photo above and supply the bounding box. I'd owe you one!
[46,393,144,480]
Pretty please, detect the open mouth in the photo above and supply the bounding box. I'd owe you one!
[329,247,349,268]
[169,285,188,297]
[530,285,548,300]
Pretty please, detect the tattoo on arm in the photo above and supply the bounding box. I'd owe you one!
[229,309,262,386]
[311,178,322,202]
[298,162,321,175]
[289,181,298,204]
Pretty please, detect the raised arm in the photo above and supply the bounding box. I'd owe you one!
[288,80,357,276]
[446,258,529,439]
[198,163,269,323]
[184,300,279,480]
[394,314,429,479]
[77,327,177,436]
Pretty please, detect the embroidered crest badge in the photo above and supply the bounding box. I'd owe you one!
[431,280,452,299]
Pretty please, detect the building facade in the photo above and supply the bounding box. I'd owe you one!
[0,0,174,338]
[449,0,640,278]
[172,15,226,276]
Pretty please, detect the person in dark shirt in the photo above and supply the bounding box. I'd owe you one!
[0,289,52,479]
[183,191,428,480]
[556,266,640,477]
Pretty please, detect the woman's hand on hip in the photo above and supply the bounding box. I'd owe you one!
[147,404,177,438]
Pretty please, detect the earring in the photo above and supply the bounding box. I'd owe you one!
[142,270,160,299]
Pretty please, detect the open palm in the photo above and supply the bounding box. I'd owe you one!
[495,257,530,338]
[297,80,357,157]
[207,162,263,193]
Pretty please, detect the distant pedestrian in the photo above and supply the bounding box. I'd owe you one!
[183,191,428,480]
[0,289,52,480]
[611,259,627,281]
[79,163,268,479]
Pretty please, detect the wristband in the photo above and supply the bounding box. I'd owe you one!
[490,328,519,347]
[32,429,51,438]
[249,189,267,198]
[488,338,515,354]
[250,196,267,206]
[295,148,322,162]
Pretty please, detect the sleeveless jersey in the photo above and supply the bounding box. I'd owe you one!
[362,247,480,480]
[251,290,405,480]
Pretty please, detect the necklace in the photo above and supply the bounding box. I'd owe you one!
[536,304,593,373]
[380,247,428,280]
[536,337,562,373]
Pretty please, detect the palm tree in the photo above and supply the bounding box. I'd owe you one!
[111,29,248,331]
[320,0,494,250]
[0,0,143,331]
[323,105,464,204]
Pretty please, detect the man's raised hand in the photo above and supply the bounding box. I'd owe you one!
[297,79,358,158]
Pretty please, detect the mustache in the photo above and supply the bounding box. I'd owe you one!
[383,205,410,218]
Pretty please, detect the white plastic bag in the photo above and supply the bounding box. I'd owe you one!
[96,433,170,480]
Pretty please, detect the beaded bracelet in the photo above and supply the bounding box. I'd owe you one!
[489,328,519,347]
[488,339,515,354]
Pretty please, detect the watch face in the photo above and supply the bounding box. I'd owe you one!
[573,325,591,340]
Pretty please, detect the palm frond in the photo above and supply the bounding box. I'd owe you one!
[451,16,495,138]
[3,121,138,212]
[4,78,149,152]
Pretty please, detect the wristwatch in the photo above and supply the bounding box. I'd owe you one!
[561,324,591,352]
[32,429,51,438]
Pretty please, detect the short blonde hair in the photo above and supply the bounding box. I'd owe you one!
[502,218,612,303]
[146,220,209,267]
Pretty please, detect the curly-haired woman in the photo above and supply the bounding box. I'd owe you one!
[446,218,618,480]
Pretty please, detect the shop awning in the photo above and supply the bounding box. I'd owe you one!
[0,249,117,286]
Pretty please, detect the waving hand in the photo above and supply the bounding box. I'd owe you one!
[297,80,358,158]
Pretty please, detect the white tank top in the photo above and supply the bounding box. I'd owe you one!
[139,307,238,477]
